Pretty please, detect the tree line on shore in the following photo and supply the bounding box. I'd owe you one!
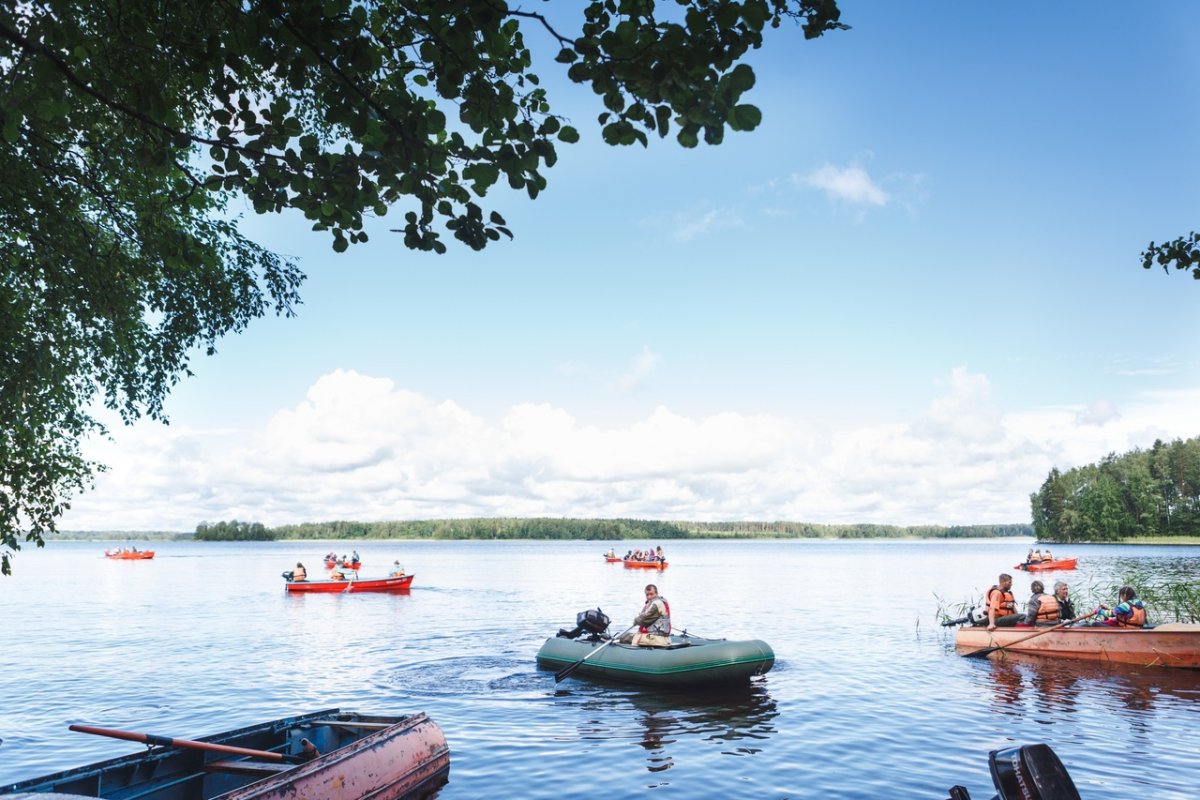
[191,518,1032,541]
[1031,436,1200,542]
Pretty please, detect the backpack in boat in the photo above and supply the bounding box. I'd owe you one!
[558,608,611,639]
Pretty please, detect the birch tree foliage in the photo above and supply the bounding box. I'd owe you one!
[0,0,847,573]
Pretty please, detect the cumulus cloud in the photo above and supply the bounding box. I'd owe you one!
[801,163,889,207]
[62,368,1200,531]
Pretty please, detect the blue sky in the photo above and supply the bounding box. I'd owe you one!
[63,2,1200,531]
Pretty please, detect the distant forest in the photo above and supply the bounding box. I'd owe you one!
[191,518,1032,541]
[1031,436,1200,542]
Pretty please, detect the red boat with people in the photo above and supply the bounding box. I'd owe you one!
[105,548,155,560]
[623,559,667,570]
[1015,557,1077,572]
[283,573,414,593]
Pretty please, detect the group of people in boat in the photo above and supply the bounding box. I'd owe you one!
[287,557,405,582]
[985,572,1148,630]
[622,546,666,563]
[1023,548,1057,564]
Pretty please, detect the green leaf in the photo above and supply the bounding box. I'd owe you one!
[728,104,762,131]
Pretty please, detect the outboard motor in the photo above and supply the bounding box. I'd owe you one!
[281,570,294,582]
[942,606,987,627]
[946,743,1081,800]
[557,608,611,640]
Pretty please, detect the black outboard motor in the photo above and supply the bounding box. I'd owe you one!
[557,608,611,640]
[281,570,294,582]
[946,744,1081,800]
[942,606,986,627]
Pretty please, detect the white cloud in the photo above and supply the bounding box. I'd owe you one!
[801,163,889,207]
[670,207,742,242]
[62,368,1200,531]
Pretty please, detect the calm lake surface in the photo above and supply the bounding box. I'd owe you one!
[0,539,1197,799]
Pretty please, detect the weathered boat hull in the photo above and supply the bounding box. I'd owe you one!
[536,634,774,687]
[622,559,667,570]
[284,574,413,593]
[1014,558,1076,571]
[1,709,450,800]
[954,623,1200,668]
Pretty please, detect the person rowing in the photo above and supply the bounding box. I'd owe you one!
[619,584,672,647]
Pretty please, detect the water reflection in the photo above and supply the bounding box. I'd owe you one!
[623,684,779,774]
[974,651,1196,720]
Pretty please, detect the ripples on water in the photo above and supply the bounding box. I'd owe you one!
[0,539,1197,799]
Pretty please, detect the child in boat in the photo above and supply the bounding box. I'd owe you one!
[1093,586,1148,627]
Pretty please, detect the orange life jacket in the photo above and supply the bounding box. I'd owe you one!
[1119,604,1147,628]
[987,585,1015,616]
[1033,593,1058,622]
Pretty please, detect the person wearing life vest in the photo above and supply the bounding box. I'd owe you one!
[986,573,1020,631]
[1094,586,1148,627]
[293,562,307,582]
[1052,580,1076,621]
[620,584,672,646]
[1022,580,1059,626]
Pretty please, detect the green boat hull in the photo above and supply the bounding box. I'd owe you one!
[536,635,775,687]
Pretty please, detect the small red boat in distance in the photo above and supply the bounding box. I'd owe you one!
[623,559,667,570]
[105,548,155,560]
[1015,557,1077,572]
[284,573,414,593]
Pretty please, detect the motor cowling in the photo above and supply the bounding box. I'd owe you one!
[558,608,611,639]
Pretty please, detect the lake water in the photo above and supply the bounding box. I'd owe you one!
[0,538,1197,799]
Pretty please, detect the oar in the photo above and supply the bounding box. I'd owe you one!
[69,724,303,763]
[554,625,637,683]
[963,611,1098,659]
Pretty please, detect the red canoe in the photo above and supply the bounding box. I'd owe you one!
[1014,558,1077,572]
[105,549,155,560]
[623,559,668,570]
[604,556,622,563]
[284,574,414,593]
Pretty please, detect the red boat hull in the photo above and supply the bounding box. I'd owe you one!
[105,551,155,560]
[623,560,667,570]
[1014,558,1077,571]
[285,574,413,593]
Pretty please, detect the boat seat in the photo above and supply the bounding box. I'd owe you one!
[205,759,294,777]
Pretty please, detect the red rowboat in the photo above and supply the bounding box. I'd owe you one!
[3,708,449,799]
[284,574,414,593]
[604,556,621,563]
[105,549,155,560]
[623,559,667,570]
[1014,557,1076,571]
[954,622,1200,668]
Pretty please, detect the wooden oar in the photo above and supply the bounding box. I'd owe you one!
[554,625,637,683]
[69,724,302,764]
[963,611,1097,659]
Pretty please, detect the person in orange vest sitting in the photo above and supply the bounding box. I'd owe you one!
[292,562,307,582]
[387,560,405,577]
[1094,586,1148,627]
[1022,580,1059,626]
[619,584,672,646]
[986,573,1021,631]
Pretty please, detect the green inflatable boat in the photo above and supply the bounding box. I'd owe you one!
[536,634,775,687]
